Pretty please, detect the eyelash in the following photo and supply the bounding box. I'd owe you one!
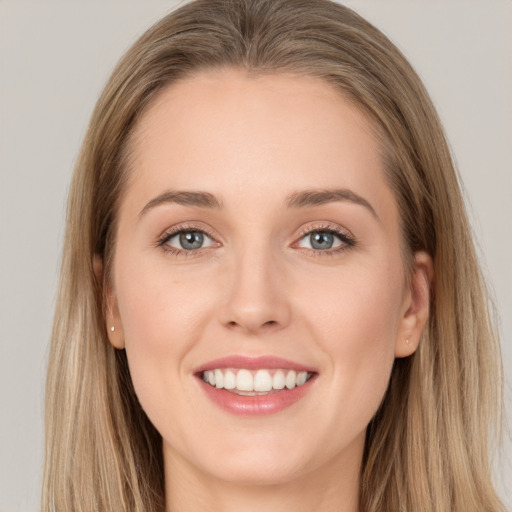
[157,223,357,257]
[296,224,356,257]
[157,223,217,257]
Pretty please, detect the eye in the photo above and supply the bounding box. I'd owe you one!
[161,229,214,251]
[296,227,355,252]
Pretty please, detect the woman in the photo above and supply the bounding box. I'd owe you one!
[42,0,505,511]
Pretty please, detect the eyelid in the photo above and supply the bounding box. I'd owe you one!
[155,221,356,257]
[157,223,220,255]
[293,223,356,253]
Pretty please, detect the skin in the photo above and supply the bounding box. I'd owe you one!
[102,69,432,512]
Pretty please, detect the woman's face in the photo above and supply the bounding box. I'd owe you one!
[106,69,430,487]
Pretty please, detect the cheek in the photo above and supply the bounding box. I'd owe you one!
[299,259,404,425]
[113,256,216,414]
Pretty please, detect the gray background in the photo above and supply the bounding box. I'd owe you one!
[1,1,510,510]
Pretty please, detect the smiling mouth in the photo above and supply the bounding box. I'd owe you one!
[199,368,316,395]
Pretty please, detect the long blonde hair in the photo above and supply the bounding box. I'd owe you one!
[43,1,504,510]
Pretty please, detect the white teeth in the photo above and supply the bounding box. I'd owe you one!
[254,369,273,392]
[236,369,254,391]
[201,368,312,393]
[272,370,286,390]
[296,371,308,386]
[214,369,224,389]
[285,370,297,389]
[223,370,236,389]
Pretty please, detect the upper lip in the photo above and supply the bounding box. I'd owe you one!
[194,355,317,374]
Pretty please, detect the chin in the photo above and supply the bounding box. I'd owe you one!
[169,434,313,486]
[206,454,308,486]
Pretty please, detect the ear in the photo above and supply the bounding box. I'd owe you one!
[395,251,434,358]
[93,254,125,349]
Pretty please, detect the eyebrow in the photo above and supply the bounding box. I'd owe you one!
[139,190,223,217]
[286,188,379,220]
[139,187,378,220]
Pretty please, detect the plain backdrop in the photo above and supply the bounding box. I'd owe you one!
[0,1,511,510]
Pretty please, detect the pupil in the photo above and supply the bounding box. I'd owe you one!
[311,232,333,250]
[180,232,203,250]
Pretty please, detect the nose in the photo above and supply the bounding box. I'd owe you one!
[218,247,291,335]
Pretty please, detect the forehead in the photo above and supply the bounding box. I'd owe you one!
[123,69,395,223]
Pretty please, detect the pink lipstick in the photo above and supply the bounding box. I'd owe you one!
[194,355,318,416]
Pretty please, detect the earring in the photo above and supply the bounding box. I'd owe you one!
[110,326,115,332]
[405,338,410,345]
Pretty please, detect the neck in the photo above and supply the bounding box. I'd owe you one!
[164,436,363,512]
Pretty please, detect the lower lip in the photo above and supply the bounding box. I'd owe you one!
[197,375,317,416]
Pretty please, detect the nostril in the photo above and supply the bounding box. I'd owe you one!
[221,305,289,334]
[226,319,277,329]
